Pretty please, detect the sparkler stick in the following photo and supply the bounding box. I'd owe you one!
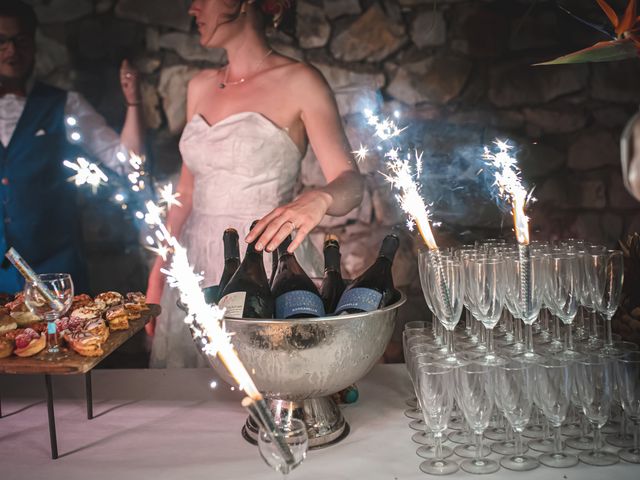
[482,140,533,326]
[5,248,64,311]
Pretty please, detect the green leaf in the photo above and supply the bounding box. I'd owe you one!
[534,40,638,65]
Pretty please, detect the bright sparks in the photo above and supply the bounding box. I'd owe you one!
[63,157,108,193]
[482,140,531,245]
[352,144,369,164]
[159,183,182,209]
[364,109,438,250]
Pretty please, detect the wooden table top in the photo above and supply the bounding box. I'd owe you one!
[0,304,160,375]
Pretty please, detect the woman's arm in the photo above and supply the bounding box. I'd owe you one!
[145,74,202,335]
[247,65,364,253]
[119,60,146,156]
[622,112,640,201]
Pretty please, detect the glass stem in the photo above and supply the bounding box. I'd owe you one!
[474,432,483,463]
[619,413,627,439]
[434,432,443,460]
[525,323,534,355]
[593,424,602,455]
[580,412,589,437]
[591,310,599,340]
[634,419,640,454]
[605,316,613,347]
[543,419,550,439]
[486,327,494,355]
[565,321,574,351]
[515,430,524,457]
[447,328,455,357]
[465,308,471,332]
[553,425,563,455]
[505,424,513,442]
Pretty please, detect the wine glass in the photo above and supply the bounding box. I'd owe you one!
[547,254,581,359]
[575,354,619,466]
[616,351,640,463]
[467,255,506,365]
[513,254,545,361]
[425,254,465,366]
[23,273,74,354]
[455,361,500,474]
[258,418,308,475]
[495,360,539,471]
[536,356,579,468]
[593,251,624,354]
[416,364,458,475]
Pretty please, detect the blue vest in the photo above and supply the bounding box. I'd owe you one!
[0,82,89,294]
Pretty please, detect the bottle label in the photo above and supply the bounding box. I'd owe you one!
[219,292,246,318]
[335,288,382,314]
[275,290,325,319]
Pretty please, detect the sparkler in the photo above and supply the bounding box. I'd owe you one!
[361,109,452,320]
[482,140,535,353]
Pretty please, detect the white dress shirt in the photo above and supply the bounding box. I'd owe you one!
[0,87,128,175]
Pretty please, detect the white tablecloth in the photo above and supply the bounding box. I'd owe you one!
[0,365,637,480]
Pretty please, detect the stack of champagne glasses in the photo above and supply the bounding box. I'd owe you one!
[402,239,640,475]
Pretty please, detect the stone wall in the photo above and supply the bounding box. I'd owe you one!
[26,0,640,355]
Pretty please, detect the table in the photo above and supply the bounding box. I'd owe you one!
[0,305,158,459]
[0,365,637,479]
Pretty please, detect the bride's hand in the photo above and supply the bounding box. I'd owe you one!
[246,190,332,253]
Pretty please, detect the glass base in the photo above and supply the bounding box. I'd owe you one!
[405,397,417,408]
[460,458,500,474]
[454,443,491,459]
[448,430,471,445]
[420,458,459,475]
[539,451,579,468]
[411,431,433,446]
[484,427,507,441]
[491,440,519,455]
[528,438,554,453]
[556,349,583,361]
[409,419,425,431]
[544,340,564,354]
[579,450,619,466]
[514,351,544,364]
[566,435,594,450]
[618,448,640,464]
[404,408,422,420]
[522,424,544,439]
[416,445,453,460]
[500,454,539,471]
[561,423,581,437]
[606,433,634,448]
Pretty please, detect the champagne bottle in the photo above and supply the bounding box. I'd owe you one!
[217,228,241,298]
[219,221,274,319]
[271,235,326,319]
[334,234,400,314]
[320,234,345,314]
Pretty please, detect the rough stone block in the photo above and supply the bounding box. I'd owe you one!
[297,1,331,49]
[568,130,619,170]
[115,0,193,32]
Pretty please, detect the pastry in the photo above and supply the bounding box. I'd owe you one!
[0,337,12,358]
[70,306,101,322]
[5,293,27,312]
[14,329,45,357]
[66,331,103,357]
[95,291,123,308]
[126,291,147,305]
[10,311,42,327]
[84,318,109,343]
[105,305,129,331]
[0,313,17,333]
[70,293,93,311]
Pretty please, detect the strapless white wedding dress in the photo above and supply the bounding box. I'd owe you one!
[150,112,322,368]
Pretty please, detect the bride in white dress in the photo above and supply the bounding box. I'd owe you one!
[147,0,364,368]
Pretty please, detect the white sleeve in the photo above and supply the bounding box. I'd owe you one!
[64,91,129,175]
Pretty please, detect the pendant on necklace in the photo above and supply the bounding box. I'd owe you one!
[218,83,226,89]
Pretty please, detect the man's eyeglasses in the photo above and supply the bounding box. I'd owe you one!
[0,34,34,52]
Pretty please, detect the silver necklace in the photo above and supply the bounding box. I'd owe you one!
[218,49,274,89]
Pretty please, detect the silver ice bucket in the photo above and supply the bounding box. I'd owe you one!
[183,289,405,448]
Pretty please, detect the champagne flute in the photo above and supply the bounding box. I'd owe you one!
[616,351,640,463]
[547,254,581,359]
[593,251,624,354]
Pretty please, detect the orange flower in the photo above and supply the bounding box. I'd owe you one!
[596,0,639,42]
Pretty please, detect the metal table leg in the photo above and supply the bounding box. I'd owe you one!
[85,371,93,420]
[44,374,58,459]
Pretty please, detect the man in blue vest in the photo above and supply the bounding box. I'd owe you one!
[0,0,145,294]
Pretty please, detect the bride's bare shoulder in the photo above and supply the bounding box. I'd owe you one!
[272,59,331,94]
[189,69,220,90]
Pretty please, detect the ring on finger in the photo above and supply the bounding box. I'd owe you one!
[285,220,296,230]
